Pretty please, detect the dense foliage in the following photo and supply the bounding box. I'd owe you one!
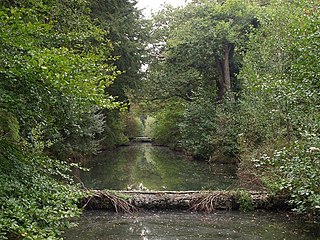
[0,139,84,239]
[143,0,258,159]
[90,0,148,100]
[88,0,148,150]
[142,0,319,214]
[149,100,184,149]
[1,0,319,238]
[0,0,146,238]
[0,0,120,159]
[238,0,319,214]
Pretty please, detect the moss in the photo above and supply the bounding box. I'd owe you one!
[233,190,254,212]
[110,191,132,201]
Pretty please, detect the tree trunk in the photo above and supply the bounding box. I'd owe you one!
[215,58,225,101]
[215,43,232,101]
[223,43,231,91]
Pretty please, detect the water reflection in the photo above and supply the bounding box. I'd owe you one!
[129,218,151,240]
[68,144,320,239]
[78,143,237,191]
[64,210,320,240]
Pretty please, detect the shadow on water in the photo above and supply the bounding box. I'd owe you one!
[78,143,238,191]
[64,210,320,240]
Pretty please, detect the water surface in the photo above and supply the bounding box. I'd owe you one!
[67,144,320,240]
[64,210,320,240]
[78,143,237,191]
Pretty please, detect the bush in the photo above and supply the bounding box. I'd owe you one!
[180,89,239,160]
[123,112,144,139]
[50,110,105,161]
[237,0,320,214]
[149,101,184,149]
[253,133,320,214]
[180,90,216,159]
[233,189,254,212]
[0,139,84,239]
[99,110,129,150]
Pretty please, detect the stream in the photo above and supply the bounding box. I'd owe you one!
[75,143,237,191]
[64,210,319,240]
[65,143,320,239]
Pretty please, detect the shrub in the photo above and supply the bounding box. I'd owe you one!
[0,139,84,239]
[253,134,320,214]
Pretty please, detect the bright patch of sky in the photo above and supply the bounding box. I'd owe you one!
[137,0,189,17]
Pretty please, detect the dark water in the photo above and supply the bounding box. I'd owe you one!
[64,210,320,240]
[77,143,237,191]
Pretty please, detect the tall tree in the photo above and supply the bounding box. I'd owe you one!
[139,0,259,159]
[86,0,150,150]
[89,0,148,102]
[144,0,257,101]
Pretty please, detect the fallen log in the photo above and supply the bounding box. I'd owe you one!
[81,190,290,213]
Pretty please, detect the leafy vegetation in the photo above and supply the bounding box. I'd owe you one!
[141,0,319,215]
[0,139,84,239]
[87,0,148,150]
[238,0,320,214]
[148,100,184,149]
[0,0,146,238]
[1,0,319,238]
[233,190,254,212]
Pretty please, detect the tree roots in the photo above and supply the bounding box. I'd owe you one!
[83,191,137,213]
[190,192,233,213]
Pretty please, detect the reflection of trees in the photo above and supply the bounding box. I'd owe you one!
[130,145,192,190]
[148,147,186,190]
[131,144,162,190]
[79,143,237,191]
[80,145,141,189]
[148,147,237,191]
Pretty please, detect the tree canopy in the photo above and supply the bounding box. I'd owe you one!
[0,0,146,238]
[142,0,257,102]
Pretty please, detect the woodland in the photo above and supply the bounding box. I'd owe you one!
[0,0,319,239]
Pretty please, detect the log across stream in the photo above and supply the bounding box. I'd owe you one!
[82,190,289,213]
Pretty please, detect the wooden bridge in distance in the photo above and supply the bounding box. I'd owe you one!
[131,137,153,143]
